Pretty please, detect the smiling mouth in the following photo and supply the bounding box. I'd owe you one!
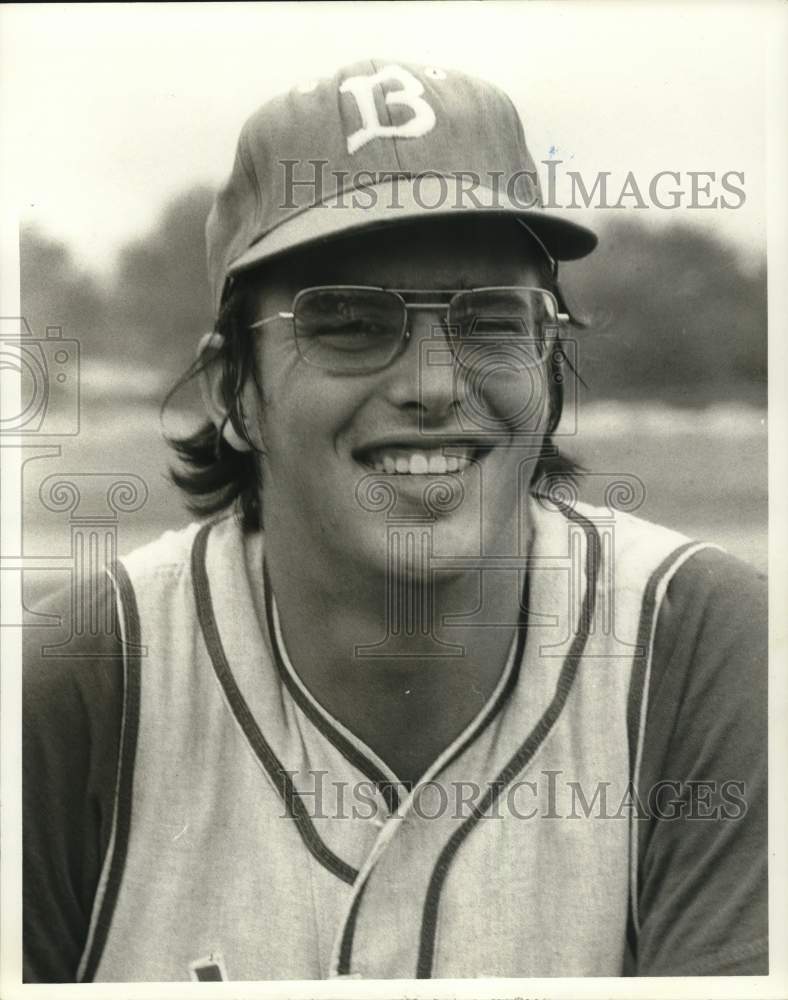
[355,444,494,476]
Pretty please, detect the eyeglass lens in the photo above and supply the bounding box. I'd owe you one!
[294,287,406,371]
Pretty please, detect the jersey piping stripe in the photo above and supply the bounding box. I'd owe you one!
[191,521,359,886]
[414,502,600,979]
[333,573,530,977]
[427,569,530,779]
[337,875,371,975]
[626,540,716,942]
[625,541,705,769]
[77,562,142,983]
[263,560,402,814]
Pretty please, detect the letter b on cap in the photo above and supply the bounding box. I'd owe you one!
[340,65,436,155]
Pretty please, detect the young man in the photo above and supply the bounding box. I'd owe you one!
[24,60,767,982]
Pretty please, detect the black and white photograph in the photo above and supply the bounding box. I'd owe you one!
[1,3,785,997]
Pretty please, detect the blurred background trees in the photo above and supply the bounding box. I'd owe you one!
[110,186,215,375]
[562,218,767,405]
[20,229,108,360]
[21,186,767,408]
[21,186,215,389]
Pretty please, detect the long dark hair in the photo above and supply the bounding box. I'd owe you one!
[165,264,584,531]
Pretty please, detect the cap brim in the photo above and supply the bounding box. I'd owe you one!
[227,175,597,280]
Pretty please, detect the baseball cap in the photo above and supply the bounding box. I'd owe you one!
[206,59,598,313]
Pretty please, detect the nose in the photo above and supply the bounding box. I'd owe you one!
[382,308,458,423]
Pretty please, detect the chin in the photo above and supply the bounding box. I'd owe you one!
[349,500,484,584]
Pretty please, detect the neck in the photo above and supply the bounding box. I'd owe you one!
[262,531,527,785]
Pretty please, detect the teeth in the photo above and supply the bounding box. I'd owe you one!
[367,449,474,475]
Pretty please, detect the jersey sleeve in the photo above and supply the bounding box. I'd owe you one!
[631,547,768,976]
[23,577,125,983]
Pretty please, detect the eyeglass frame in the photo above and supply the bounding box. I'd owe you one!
[248,285,569,376]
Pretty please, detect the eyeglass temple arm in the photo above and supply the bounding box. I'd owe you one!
[249,312,295,331]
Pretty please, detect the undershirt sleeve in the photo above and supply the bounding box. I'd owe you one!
[23,579,125,983]
[630,547,768,976]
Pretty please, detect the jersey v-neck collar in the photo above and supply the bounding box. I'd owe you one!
[192,501,590,899]
[263,561,527,815]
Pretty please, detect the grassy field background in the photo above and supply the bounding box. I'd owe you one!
[19,390,767,620]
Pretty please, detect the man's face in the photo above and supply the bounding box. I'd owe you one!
[246,217,555,579]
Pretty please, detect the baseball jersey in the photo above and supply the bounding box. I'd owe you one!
[23,499,768,981]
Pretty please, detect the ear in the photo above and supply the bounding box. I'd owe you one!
[197,332,259,453]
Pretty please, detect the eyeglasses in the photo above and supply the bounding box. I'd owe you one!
[249,286,566,375]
